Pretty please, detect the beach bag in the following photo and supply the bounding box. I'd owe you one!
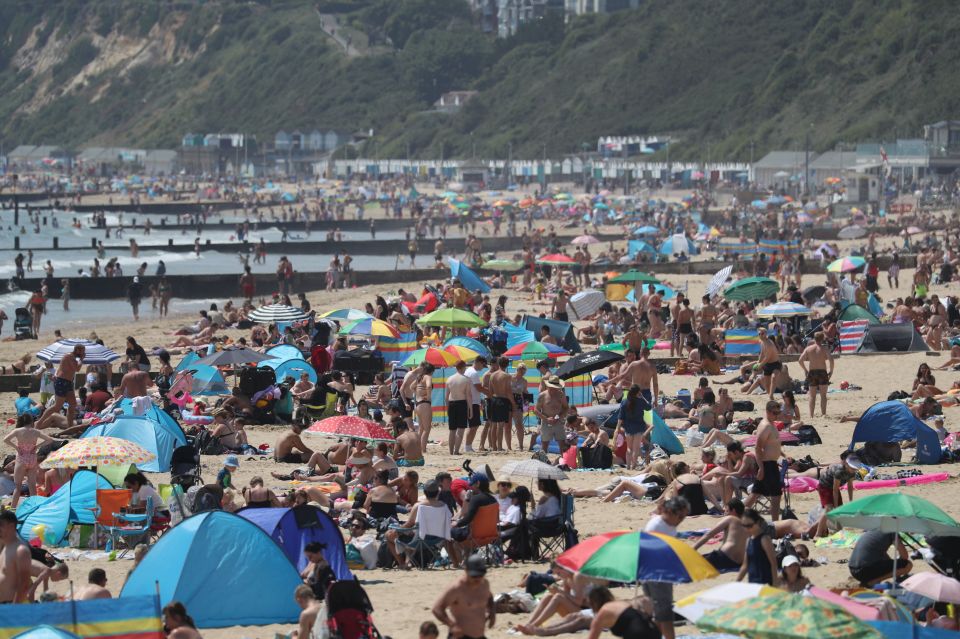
[731,400,754,412]
[686,426,705,447]
[796,425,822,446]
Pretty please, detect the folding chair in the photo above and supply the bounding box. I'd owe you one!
[91,489,132,550]
[104,497,155,557]
[529,494,576,560]
[463,503,503,566]
[749,460,790,517]
[299,391,338,424]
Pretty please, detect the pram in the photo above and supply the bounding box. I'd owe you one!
[170,437,202,489]
[13,307,34,340]
[324,580,383,639]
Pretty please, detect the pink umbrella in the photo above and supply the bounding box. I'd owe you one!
[571,234,600,245]
[901,572,960,604]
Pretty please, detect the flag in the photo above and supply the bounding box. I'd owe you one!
[880,145,891,177]
[723,329,761,356]
[839,320,870,353]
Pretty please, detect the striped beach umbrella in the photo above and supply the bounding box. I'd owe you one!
[338,318,401,338]
[248,304,311,324]
[443,344,481,363]
[37,338,119,365]
[402,347,460,368]
[503,341,568,360]
[723,277,779,302]
[827,256,867,273]
[444,336,490,357]
[318,308,373,321]
[706,265,734,297]
[556,531,718,583]
[756,302,813,318]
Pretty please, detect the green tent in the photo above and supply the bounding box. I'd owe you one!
[837,303,880,325]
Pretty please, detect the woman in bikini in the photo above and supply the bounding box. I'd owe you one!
[414,364,435,451]
[0,354,32,376]
[510,363,529,451]
[4,414,63,508]
[242,476,280,508]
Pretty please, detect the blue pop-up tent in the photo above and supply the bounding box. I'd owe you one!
[850,401,941,464]
[16,470,113,544]
[260,357,317,384]
[238,505,353,578]
[82,416,186,472]
[121,511,301,628]
[266,344,304,361]
[112,397,184,434]
[449,258,491,294]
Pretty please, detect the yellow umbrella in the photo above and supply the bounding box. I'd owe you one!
[444,344,481,362]
[41,437,156,469]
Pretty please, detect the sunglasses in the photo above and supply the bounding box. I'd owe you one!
[741,520,757,528]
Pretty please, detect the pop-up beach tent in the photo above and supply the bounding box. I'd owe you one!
[121,510,301,628]
[449,258,491,294]
[521,315,581,354]
[259,357,318,384]
[16,470,113,544]
[237,505,353,577]
[850,401,941,464]
[82,416,186,473]
[857,324,927,353]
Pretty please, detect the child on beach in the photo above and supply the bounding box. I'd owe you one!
[3,414,63,507]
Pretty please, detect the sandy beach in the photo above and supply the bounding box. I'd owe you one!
[1,253,956,638]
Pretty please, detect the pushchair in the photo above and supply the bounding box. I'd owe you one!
[13,307,34,340]
[324,580,383,638]
[170,437,202,489]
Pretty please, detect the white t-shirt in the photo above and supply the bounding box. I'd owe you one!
[644,515,677,537]
[133,484,165,515]
[464,367,484,405]
[532,495,561,520]
[500,504,521,526]
[496,495,512,516]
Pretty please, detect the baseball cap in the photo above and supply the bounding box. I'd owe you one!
[469,472,488,485]
[781,555,800,568]
[465,554,487,577]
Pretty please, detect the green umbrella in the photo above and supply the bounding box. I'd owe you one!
[828,493,960,588]
[722,276,779,302]
[481,259,524,271]
[698,591,881,639]
[417,308,488,328]
[599,340,656,353]
[609,269,660,284]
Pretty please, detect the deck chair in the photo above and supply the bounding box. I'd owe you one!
[401,504,451,569]
[298,391,338,424]
[529,494,576,560]
[463,503,503,566]
[750,460,791,518]
[91,489,132,550]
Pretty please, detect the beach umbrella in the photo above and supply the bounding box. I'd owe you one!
[900,573,960,604]
[827,256,867,273]
[838,225,868,240]
[318,308,373,321]
[756,302,813,318]
[195,347,276,368]
[555,349,623,380]
[248,304,311,324]
[828,494,960,587]
[338,317,401,338]
[571,234,600,245]
[307,416,395,442]
[706,265,734,297]
[633,225,660,236]
[674,582,785,623]
[723,277,779,302]
[609,269,660,284]
[402,347,460,368]
[503,341,567,360]
[37,338,119,365]
[905,226,923,235]
[444,336,490,358]
[417,308,487,328]
[697,592,881,639]
[481,259,524,271]
[500,459,567,480]
[566,289,605,319]
[537,253,576,266]
[802,285,827,304]
[40,437,156,469]
[556,531,718,583]
[443,344,481,363]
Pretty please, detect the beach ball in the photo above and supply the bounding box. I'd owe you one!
[840,381,850,390]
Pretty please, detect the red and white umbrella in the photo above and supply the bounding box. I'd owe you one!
[307,416,395,442]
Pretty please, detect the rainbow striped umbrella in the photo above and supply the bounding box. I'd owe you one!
[443,344,481,362]
[318,308,374,321]
[556,531,718,583]
[827,256,867,273]
[338,317,400,338]
[503,341,568,360]
[402,347,460,368]
[444,336,491,357]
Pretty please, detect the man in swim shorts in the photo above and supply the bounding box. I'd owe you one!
[37,343,84,429]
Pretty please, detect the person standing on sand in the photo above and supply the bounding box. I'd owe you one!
[432,555,495,639]
[127,276,143,321]
[797,331,834,418]
[37,343,84,429]
[0,510,32,604]
[745,401,783,521]
[756,327,782,401]
[4,414,63,508]
[60,279,70,311]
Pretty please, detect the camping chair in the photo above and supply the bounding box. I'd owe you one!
[91,489,132,550]
[528,494,576,561]
[750,460,791,517]
[150,484,175,537]
[104,497,155,557]
[403,504,451,570]
[299,391,338,424]
[463,503,503,566]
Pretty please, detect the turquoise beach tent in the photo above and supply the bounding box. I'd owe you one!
[180,364,230,396]
[82,416,186,473]
[11,626,80,639]
[449,258,491,294]
[260,357,318,384]
[175,351,200,372]
[121,511,302,628]
[645,409,684,455]
[266,344,304,361]
[16,470,113,544]
[113,397,184,434]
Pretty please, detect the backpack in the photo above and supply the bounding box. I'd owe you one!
[796,424,822,446]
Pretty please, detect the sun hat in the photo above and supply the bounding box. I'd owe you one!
[781,555,800,568]
[223,454,240,469]
[543,375,564,389]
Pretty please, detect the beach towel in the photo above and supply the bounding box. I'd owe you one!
[814,529,862,548]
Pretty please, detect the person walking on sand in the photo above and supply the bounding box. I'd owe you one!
[37,343,84,429]
[4,414,63,507]
[756,327,782,401]
[745,401,784,521]
[432,555,495,639]
[798,331,834,418]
